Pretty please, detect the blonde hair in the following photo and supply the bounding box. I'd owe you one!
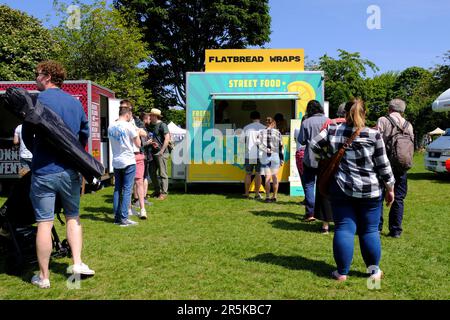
[265,117,276,128]
[345,98,366,129]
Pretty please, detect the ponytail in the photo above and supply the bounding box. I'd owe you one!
[345,98,366,129]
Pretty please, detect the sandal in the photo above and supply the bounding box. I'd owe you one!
[271,197,277,202]
[331,270,347,281]
[264,198,272,203]
[321,228,329,235]
[303,216,316,222]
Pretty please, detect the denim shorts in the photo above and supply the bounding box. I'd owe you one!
[30,169,81,222]
[244,158,261,174]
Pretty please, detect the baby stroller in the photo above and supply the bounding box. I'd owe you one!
[0,171,71,275]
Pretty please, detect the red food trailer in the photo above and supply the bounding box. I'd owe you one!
[0,80,121,192]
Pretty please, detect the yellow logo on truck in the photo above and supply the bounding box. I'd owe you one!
[287,81,316,119]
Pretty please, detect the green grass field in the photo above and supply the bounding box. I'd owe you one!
[0,153,449,299]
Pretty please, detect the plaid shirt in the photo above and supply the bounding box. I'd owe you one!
[257,128,284,161]
[310,123,395,199]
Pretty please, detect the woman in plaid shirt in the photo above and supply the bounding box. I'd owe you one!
[310,99,395,282]
[257,117,284,203]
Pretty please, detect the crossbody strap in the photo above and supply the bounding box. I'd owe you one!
[341,127,362,150]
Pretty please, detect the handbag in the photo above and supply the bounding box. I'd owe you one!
[317,128,361,196]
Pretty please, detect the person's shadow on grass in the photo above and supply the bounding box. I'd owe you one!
[81,210,115,223]
[246,253,366,279]
[250,210,301,220]
[0,256,71,284]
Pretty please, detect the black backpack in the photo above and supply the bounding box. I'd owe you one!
[384,116,414,173]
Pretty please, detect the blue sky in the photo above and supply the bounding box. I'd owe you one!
[1,0,449,76]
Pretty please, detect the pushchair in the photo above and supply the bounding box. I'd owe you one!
[0,171,71,275]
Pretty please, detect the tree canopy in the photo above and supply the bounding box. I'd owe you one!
[51,0,152,110]
[0,5,59,80]
[311,49,379,118]
[114,0,271,109]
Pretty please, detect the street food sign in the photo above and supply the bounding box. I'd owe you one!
[205,49,305,72]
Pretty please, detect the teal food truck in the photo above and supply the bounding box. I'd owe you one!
[182,49,325,196]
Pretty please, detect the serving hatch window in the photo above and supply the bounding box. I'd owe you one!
[214,99,295,135]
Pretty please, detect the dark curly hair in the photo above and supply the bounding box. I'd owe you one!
[36,60,67,87]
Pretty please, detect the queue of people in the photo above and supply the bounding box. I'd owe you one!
[19,60,413,288]
[108,105,172,226]
[242,97,412,283]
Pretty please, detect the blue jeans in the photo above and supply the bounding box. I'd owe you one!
[302,164,318,217]
[329,180,382,275]
[113,165,136,223]
[379,172,407,235]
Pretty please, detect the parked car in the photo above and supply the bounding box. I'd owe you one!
[425,128,450,173]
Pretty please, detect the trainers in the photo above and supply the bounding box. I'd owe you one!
[117,219,138,227]
[254,193,263,200]
[67,262,95,275]
[140,209,147,220]
[369,269,384,280]
[31,274,50,288]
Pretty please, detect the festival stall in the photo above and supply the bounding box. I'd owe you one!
[183,49,324,195]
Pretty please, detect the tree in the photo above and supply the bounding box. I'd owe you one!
[164,109,186,128]
[316,49,379,118]
[432,50,450,93]
[365,72,398,125]
[0,5,59,80]
[114,0,271,109]
[51,0,152,110]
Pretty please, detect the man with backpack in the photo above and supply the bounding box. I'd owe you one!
[376,99,414,238]
[147,108,171,200]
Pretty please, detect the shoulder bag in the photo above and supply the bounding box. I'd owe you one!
[317,128,361,196]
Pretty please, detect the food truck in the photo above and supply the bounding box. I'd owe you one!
[0,80,120,191]
[183,49,324,195]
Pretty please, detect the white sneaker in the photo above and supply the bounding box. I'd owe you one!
[67,262,95,275]
[140,209,147,220]
[31,274,50,289]
[125,219,138,226]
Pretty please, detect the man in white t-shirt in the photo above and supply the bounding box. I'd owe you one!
[108,102,142,227]
[13,124,33,172]
[243,111,266,199]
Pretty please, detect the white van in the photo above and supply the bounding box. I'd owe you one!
[425,128,450,173]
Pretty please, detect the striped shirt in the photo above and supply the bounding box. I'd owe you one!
[310,123,395,199]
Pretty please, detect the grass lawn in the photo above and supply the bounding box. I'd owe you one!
[0,153,449,299]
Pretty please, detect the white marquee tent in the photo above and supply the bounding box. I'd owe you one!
[428,127,445,136]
